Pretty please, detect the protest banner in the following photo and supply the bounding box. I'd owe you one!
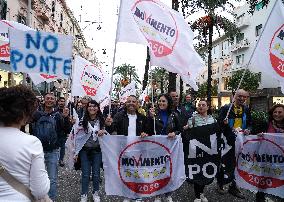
[185,123,221,185]
[99,135,185,199]
[235,133,284,198]
[72,56,111,102]
[28,73,58,85]
[0,20,32,61]
[250,0,284,91]
[116,0,204,90]
[9,29,73,79]
[119,81,136,103]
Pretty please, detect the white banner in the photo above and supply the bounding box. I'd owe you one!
[0,20,32,61]
[9,29,73,79]
[99,135,185,199]
[117,0,204,90]
[119,81,136,103]
[235,133,284,198]
[72,56,111,102]
[250,0,284,91]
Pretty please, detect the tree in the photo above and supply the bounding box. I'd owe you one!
[113,64,141,95]
[149,67,169,94]
[180,0,240,109]
[227,69,261,93]
[142,47,150,90]
[197,82,218,99]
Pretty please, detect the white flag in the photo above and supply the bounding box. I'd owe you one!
[119,81,136,103]
[117,0,204,89]
[99,135,185,199]
[250,0,284,91]
[0,20,33,61]
[72,56,111,102]
[139,88,148,105]
[28,73,58,85]
[99,95,110,112]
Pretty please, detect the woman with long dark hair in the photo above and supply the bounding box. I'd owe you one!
[74,100,106,202]
[147,93,180,202]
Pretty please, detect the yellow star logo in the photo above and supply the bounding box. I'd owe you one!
[125,170,132,177]
[142,171,150,178]
[160,167,166,174]
[281,48,284,55]
[133,170,140,179]
[274,43,281,50]
[273,168,283,176]
[152,169,159,178]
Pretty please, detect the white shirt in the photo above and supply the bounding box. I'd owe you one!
[0,127,50,201]
[127,114,137,137]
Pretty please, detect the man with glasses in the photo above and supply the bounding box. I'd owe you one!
[216,89,252,199]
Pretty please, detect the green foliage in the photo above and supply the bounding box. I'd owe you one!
[251,110,268,134]
[227,69,260,93]
[149,67,169,94]
[197,82,218,99]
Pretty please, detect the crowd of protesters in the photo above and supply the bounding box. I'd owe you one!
[0,85,283,202]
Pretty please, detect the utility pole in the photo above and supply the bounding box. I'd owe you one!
[22,0,32,85]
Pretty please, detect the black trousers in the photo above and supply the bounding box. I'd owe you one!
[194,183,205,198]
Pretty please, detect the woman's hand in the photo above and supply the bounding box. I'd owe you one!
[183,125,189,130]
[140,132,148,138]
[73,155,78,162]
[97,130,106,137]
[105,115,113,126]
[168,132,176,139]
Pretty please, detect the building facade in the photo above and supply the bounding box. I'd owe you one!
[197,1,282,111]
[0,0,96,94]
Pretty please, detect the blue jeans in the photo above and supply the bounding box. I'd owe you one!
[44,149,59,201]
[79,149,102,195]
[59,138,67,162]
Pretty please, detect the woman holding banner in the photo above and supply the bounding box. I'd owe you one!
[255,104,284,202]
[73,100,107,202]
[183,99,220,202]
[147,93,180,202]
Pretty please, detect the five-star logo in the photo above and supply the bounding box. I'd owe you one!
[131,0,178,57]
[269,24,284,77]
[80,64,104,96]
[118,140,172,194]
[237,138,284,189]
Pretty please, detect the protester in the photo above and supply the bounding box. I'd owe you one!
[55,97,73,167]
[183,94,196,117]
[78,96,92,119]
[31,93,68,201]
[0,85,50,201]
[217,89,251,198]
[255,104,284,202]
[73,100,106,202]
[104,95,148,202]
[147,93,180,202]
[184,100,218,202]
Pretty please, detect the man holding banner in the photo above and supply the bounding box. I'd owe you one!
[217,89,252,198]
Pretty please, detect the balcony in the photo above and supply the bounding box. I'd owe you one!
[231,38,250,52]
[34,0,51,22]
[236,17,250,28]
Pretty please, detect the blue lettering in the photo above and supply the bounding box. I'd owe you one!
[40,56,49,73]
[10,50,23,71]
[26,32,41,50]
[49,56,63,74]
[43,35,58,53]
[25,54,37,69]
[63,59,71,76]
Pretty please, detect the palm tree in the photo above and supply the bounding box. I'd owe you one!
[114,63,140,85]
[149,67,169,94]
[179,0,239,109]
[142,47,150,91]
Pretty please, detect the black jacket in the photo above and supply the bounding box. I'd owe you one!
[146,110,180,136]
[106,109,148,136]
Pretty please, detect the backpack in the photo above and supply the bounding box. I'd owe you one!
[33,112,59,151]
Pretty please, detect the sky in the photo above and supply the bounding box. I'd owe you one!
[66,0,245,80]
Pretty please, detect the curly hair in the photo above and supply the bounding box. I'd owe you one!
[0,85,37,126]
[268,104,284,122]
[82,100,104,132]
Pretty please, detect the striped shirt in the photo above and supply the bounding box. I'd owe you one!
[187,114,216,128]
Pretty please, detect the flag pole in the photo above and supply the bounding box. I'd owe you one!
[149,63,157,136]
[225,0,278,120]
[109,0,123,116]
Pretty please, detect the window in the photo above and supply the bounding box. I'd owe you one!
[256,24,262,37]
[236,33,244,43]
[223,77,230,90]
[236,54,244,65]
[0,0,7,20]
